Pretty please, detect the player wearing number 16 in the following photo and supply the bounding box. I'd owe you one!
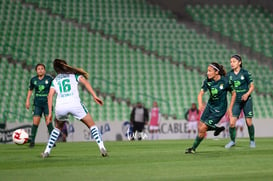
[41,59,107,158]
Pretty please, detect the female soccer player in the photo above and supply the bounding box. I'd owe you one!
[225,55,256,148]
[25,63,54,148]
[41,59,107,158]
[185,62,236,154]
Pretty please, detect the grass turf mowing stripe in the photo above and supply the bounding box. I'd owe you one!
[0,138,273,181]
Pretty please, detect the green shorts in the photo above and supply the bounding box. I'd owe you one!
[200,104,226,129]
[232,96,253,118]
[32,104,49,117]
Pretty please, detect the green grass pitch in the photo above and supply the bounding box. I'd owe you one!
[1,138,273,181]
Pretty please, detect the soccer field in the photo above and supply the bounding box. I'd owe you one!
[1,138,273,181]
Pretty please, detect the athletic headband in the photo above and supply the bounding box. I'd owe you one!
[209,64,220,71]
[231,55,242,61]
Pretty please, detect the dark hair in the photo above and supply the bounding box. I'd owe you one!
[231,54,242,67]
[35,63,46,71]
[53,59,89,79]
[209,62,226,76]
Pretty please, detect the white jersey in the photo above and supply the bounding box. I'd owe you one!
[51,74,81,105]
[51,74,88,121]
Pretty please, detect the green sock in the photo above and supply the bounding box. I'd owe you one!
[247,124,255,141]
[47,122,54,135]
[192,136,204,150]
[229,127,236,142]
[30,124,38,143]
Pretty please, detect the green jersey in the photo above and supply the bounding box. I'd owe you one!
[227,68,253,102]
[201,76,233,112]
[29,75,53,106]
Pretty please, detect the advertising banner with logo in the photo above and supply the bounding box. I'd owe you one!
[1,118,271,143]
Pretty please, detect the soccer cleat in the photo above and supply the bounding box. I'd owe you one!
[214,126,225,136]
[185,147,196,154]
[225,141,235,149]
[29,142,35,148]
[100,148,108,157]
[41,152,50,158]
[250,141,256,148]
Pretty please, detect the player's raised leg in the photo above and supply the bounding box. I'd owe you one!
[81,113,108,157]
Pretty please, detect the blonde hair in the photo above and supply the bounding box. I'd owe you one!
[53,59,89,79]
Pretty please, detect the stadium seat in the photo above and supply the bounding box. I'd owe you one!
[0,0,272,122]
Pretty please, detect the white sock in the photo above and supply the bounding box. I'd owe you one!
[155,132,159,140]
[150,133,154,140]
[90,126,105,149]
[44,128,60,154]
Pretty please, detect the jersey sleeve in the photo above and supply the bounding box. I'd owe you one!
[75,74,82,82]
[244,70,253,85]
[225,74,234,92]
[201,79,208,92]
[48,75,54,83]
[29,77,34,90]
[50,79,56,91]
[227,79,234,92]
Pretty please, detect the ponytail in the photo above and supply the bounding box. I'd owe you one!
[53,59,89,79]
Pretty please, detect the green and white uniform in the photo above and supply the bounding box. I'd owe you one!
[43,73,107,156]
[227,68,253,118]
[51,74,88,121]
[29,75,53,116]
[200,76,233,128]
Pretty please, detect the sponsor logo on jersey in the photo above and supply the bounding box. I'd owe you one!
[38,85,45,92]
[234,80,241,88]
[211,88,218,96]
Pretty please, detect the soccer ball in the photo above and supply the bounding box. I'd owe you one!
[12,129,29,145]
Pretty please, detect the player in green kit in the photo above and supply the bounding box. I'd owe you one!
[185,62,236,154]
[225,55,256,148]
[25,63,54,148]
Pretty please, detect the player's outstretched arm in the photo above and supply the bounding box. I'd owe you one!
[79,76,103,106]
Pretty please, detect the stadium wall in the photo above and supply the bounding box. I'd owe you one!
[1,118,272,143]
